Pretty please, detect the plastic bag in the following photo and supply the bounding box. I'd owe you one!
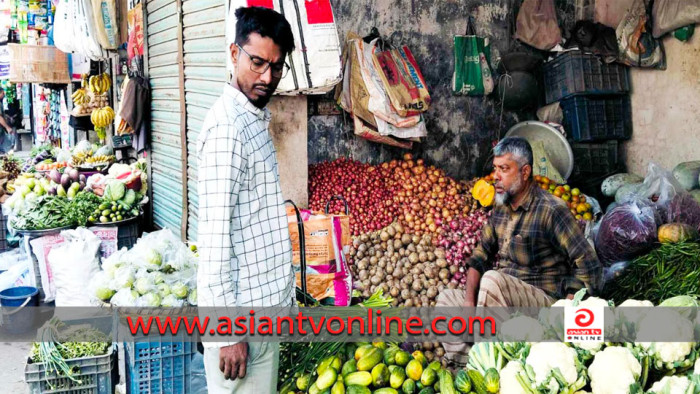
[515,0,562,50]
[48,228,102,306]
[667,193,700,231]
[624,163,685,218]
[652,0,700,38]
[594,200,661,266]
[616,0,665,69]
[594,0,636,28]
[0,259,32,293]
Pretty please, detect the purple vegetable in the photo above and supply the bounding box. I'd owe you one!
[49,169,61,184]
[667,193,700,231]
[595,201,661,265]
[69,169,80,182]
[61,173,71,189]
[47,186,57,195]
[79,174,86,183]
[79,181,86,191]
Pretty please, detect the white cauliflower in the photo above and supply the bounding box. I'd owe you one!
[539,298,572,334]
[648,376,691,394]
[616,299,654,340]
[619,299,654,307]
[588,346,642,394]
[695,358,700,375]
[500,316,545,342]
[636,308,695,368]
[526,343,580,386]
[499,361,528,394]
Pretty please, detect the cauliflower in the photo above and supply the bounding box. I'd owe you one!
[588,346,642,394]
[524,342,585,392]
[648,376,691,394]
[499,361,528,394]
[695,358,700,375]
[539,298,572,335]
[616,299,653,340]
[500,316,545,342]
[636,308,696,370]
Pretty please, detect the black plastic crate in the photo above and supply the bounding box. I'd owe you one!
[561,95,632,142]
[25,349,118,394]
[0,214,8,252]
[544,51,630,104]
[571,141,620,176]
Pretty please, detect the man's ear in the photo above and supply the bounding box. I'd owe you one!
[229,43,239,68]
[522,164,532,181]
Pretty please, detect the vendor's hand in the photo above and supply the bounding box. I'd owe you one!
[219,343,248,381]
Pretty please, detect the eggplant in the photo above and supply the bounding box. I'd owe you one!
[47,186,57,195]
[69,169,80,182]
[49,169,61,184]
[61,174,71,189]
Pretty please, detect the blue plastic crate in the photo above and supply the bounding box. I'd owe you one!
[25,349,118,394]
[561,95,632,142]
[544,51,630,104]
[125,336,195,394]
[571,140,621,176]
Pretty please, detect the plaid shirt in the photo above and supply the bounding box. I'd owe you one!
[196,85,294,347]
[468,182,602,298]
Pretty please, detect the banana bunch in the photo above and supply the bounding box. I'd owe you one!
[91,106,115,128]
[86,155,116,165]
[71,88,90,106]
[71,150,93,166]
[89,73,112,95]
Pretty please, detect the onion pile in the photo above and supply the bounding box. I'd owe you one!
[349,222,460,307]
[384,154,476,236]
[434,209,490,288]
[309,158,397,235]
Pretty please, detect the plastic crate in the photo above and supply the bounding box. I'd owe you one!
[0,214,8,252]
[25,349,118,394]
[571,140,620,176]
[561,95,632,142]
[544,51,630,104]
[125,335,195,393]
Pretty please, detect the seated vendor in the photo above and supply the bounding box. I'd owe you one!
[436,137,602,364]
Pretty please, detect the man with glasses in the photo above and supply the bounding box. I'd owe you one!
[196,6,295,393]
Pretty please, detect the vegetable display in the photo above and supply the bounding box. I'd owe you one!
[603,242,700,304]
[91,229,198,307]
[435,209,489,287]
[279,341,459,394]
[348,221,452,307]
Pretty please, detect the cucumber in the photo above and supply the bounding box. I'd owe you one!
[373,389,398,394]
[344,371,372,387]
[357,348,383,371]
[316,368,338,390]
[345,385,371,394]
[341,359,358,377]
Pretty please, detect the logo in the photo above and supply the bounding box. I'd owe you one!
[565,306,604,342]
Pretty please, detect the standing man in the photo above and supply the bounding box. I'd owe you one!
[437,137,601,365]
[196,7,295,393]
[0,88,17,153]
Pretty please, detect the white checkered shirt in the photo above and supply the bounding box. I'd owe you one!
[196,84,294,348]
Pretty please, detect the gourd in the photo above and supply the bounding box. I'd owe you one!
[658,223,699,244]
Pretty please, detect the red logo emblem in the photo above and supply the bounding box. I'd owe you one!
[574,308,594,327]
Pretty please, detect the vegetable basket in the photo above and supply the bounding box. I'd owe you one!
[25,348,118,394]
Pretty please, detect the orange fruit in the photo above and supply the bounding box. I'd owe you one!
[583,212,593,221]
[571,188,581,197]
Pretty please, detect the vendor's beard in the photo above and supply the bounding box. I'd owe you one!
[494,177,524,206]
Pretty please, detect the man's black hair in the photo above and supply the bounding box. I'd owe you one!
[234,7,295,55]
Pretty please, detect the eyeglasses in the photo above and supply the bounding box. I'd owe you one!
[236,44,290,78]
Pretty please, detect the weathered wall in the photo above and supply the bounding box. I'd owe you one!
[623,34,700,175]
[269,96,309,206]
[308,0,520,181]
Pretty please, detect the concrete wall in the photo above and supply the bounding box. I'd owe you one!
[308,0,522,181]
[269,96,309,206]
[623,34,700,175]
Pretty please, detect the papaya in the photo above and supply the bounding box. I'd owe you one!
[472,179,495,207]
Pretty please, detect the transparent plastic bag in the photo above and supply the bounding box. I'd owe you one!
[620,162,685,219]
[595,200,661,265]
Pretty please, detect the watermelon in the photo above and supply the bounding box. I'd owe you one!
[602,173,643,197]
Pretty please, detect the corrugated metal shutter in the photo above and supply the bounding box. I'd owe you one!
[146,0,185,235]
[182,0,227,241]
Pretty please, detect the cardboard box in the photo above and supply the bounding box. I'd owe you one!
[8,44,71,84]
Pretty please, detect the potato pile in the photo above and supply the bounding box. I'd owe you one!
[349,222,459,307]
